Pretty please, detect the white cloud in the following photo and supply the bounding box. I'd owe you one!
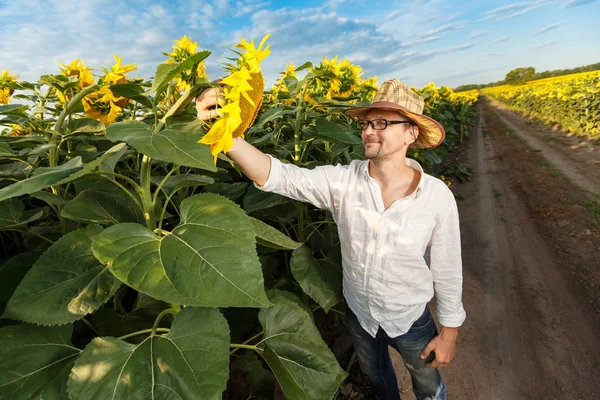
[490,35,512,44]
[529,22,561,36]
[468,30,487,39]
[527,41,558,50]
[562,0,598,7]
[478,0,555,21]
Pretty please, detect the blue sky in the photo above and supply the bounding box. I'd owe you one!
[1,0,599,89]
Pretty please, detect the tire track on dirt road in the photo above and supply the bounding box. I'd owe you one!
[488,100,600,197]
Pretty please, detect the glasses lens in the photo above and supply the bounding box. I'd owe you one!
[373,119,387,130]
[357,120,367,130]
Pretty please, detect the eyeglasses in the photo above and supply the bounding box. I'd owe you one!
[356,119,413,131]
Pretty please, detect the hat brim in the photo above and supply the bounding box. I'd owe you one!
[343,101,445,149]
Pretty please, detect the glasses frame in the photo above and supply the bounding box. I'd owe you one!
[356,118,414,131]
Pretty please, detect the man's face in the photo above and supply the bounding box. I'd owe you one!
[360,109,416,160]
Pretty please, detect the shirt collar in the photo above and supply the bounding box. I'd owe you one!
[362,157,425,198]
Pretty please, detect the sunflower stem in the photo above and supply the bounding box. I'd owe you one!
[140,155,156,230]
[118,328,170,341]
[151,308,180,336]
[50,84,99,167]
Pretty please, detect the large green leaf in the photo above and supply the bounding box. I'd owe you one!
[4,224,121,325]
[205,182,249,202]
[0,157,83,202]
[30,190,68,206]
[290,246,342,312]
[0,324,80,399]
[66,118,105,135]
[236,352,275,400]
[0,143,13,156]
[106,120,216,171]
[314,118,362,145]
[61,188,143,225]
[243,184,291,214]
[251,217,301,250]
[110,83,153,108]
[0,104,29,116]
[150,51,211,94]
[0,198,44,230]
[0,252,41,314]
[0,143,127,202]
[68,307,230,400]
[156,173,214,194]
[93,193,270,307]
[257,291,347,399]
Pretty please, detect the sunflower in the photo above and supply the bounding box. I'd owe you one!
[57,60,94,104]
[81,55,137,126]
[165,36,209,95]
[270,62,297,102]
[199,34,270,163]
[336,58,363,97]
[0,70,19,104]
[59,60,94,88]
[356,76,378,101]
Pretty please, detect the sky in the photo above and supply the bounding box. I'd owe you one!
[1,0,599,90]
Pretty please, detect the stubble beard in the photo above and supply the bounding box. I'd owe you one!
[364,142,382,160]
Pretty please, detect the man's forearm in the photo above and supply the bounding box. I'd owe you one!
[226,137,272,186]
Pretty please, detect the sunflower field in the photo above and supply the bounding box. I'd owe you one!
[0,35,477,399]
[482,70,600,140]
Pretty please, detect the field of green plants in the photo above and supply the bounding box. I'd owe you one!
[482,70,600,141]
[0,36,477,399]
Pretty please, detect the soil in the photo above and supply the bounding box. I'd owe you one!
[334,96,600,399]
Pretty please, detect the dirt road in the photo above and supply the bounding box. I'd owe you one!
[390,98,600,399]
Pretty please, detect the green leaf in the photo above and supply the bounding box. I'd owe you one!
[257,290,347,399]
[0,143,127,202]
[0,324,80,399]
[314,118,363,145]
[30,190,68,206]
[291,246,343,312]
[66,118,105,135]
[4,224,121,325]
[110,83,153,108]
[93,193,270,307]
[158,173,214,193]
[68,307,230,400]
[61,189,143,225]
[150,51,211,94]
[238,352,275,399]
[90,307,168,339]
[0,198,44,230]
[243,184,291,214]
[251,217,301,250]
[106,120,216,171]
[0,143,13,156]
[28,143,56,156]
[0,104,29,116]
[0,252,41,314]
[0,162,33,180]
[205,182,249,202]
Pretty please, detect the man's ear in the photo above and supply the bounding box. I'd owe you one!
[409,124,419,144]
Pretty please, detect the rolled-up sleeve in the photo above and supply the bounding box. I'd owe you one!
[429,198,466,327]
[256,155,340,213]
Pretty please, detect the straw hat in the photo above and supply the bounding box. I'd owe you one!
[343,78,445,149]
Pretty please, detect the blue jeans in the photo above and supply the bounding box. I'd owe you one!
[346,305,446,400]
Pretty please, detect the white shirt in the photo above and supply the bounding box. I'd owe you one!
[258,155,466,338]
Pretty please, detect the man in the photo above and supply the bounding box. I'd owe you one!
[196,78,466,400]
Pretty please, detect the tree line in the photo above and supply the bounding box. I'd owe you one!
[454,61,600,92]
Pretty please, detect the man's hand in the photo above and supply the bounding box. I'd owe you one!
[420,326,458,368]
[196,87,224,121]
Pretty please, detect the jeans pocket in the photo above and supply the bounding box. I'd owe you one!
[410,306,432,330]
